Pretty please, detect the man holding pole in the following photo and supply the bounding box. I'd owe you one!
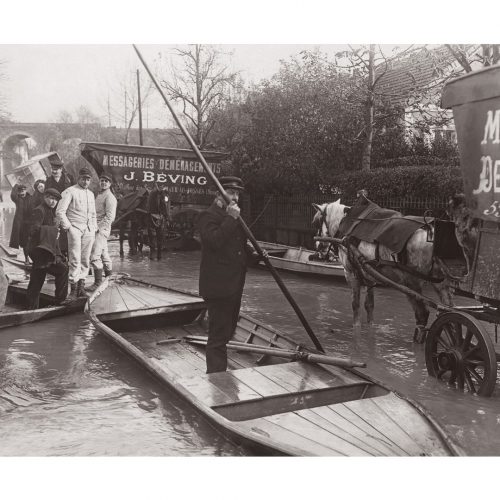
[198,176,264,373]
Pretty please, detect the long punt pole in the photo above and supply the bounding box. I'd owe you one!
[133,44,325,353]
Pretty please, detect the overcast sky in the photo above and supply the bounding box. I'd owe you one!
[0,44,348,126]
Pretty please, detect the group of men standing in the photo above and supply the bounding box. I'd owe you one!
[24,158,117,308]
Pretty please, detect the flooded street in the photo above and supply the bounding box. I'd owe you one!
[1,205,500,456]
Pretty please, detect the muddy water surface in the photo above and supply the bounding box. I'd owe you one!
[1,205,500,456]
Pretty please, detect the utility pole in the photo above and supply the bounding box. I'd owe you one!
[124,89,128,129]
[137,69,143,145]
[107,94,111,127]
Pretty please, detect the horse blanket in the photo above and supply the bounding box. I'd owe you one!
[338,197,430,255]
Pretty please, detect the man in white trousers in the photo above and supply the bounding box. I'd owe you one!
[56,167,97,299]
[89,173,117,290]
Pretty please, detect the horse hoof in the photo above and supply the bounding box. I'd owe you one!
[413,326,428,344]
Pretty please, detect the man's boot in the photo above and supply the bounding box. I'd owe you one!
[77,279,89,298]
[62,282,78,303]
[87,268,103,292]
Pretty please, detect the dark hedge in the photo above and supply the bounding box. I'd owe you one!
[324,164,464,200]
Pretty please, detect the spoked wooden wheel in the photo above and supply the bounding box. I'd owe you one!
[425,312,497,397]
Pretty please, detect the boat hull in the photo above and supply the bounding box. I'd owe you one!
[257,241,345,279]
[86,275,461,456]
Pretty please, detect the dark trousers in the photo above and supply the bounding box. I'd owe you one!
[26,262,69,309]
[205,292,242,373]
[147,223,164,256]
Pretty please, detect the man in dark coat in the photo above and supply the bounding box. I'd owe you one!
[26,188,69,309]
[9,183,32,264]
[197,176,263,373]
[145,182,170,260]
[44,157,74,194]
[45,157,73,257]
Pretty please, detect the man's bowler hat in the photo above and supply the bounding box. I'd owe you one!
[79,167,92,178]
[44,188,62,200]
[220,176,244,192]
[50,157,64,168]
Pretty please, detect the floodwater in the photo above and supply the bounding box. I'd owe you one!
[1,204,500,456]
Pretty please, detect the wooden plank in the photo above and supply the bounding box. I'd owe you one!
[153,344,206,377]
[371,394,449,456]
[342,398,426,456]
[205,371,262,403]
[297,407,399,457]
[238,417,344,456]
[229,367,292,397]
[253,363,325,392]
[307,405,404,456]
[115,286,147,311]
[123,286,172,307]
[176,375,237,407]
[264,411,373,456]
[284,362,359,389]
[325,403,410,456]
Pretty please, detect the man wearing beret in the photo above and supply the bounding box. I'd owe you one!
[56,167,97,299]
[26,188,69,309]
[89,173,117,290]
[198,176,265,373]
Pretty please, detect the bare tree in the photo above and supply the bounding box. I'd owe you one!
[159,44,240,148]
[101,68,155,144]
[334,44,423,170]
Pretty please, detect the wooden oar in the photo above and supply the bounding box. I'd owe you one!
[183,336,365,369]
[134,44,325,353]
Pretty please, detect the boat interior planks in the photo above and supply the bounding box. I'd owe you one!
[86,275,462,457]
[369,393,450,456]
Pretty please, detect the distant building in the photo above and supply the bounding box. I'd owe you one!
[375,45,482,144]
[0,122,188,188]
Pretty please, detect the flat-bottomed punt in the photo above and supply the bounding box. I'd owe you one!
[257,241,345,279]
[0,257,86,330]
[86,275,461,456]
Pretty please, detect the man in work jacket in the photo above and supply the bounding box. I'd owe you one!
[56,167,97,299]
[89,173,117,290]
[26,188,69,309]
[197,176,264,373]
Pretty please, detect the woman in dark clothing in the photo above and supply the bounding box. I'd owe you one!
[10,184,32,264]
[31,179,46,209]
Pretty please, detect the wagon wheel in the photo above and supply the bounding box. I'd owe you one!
[425,312,497,397]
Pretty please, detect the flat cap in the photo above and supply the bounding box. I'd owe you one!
[44,188,62,200]
[220,176,244,191]
[99,173,113,182]
[78,167,92,178]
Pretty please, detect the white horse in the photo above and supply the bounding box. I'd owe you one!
[312,199,454,340]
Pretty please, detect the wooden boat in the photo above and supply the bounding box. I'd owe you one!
[86,274,462,456]
[0,257,88,330]
[1,280,86,330]
[257,241,345,279]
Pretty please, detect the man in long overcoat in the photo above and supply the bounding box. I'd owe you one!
[197,176,263,373]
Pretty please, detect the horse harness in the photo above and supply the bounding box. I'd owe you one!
[317,206,445,285]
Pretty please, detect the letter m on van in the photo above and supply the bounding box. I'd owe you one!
[481,110,500,145]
